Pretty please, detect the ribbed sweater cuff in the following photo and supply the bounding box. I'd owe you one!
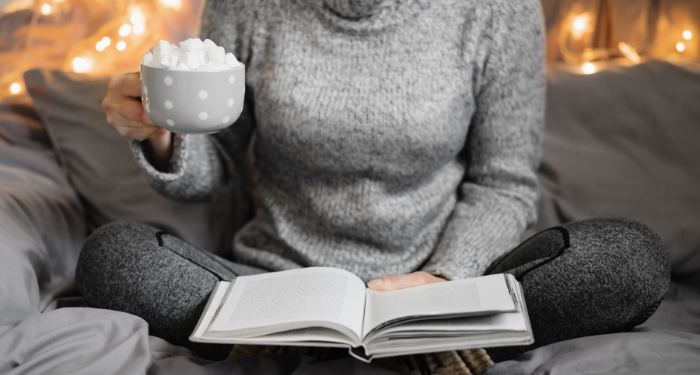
[131,133,188,186]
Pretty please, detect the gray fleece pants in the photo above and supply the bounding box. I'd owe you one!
[75,218,670,362]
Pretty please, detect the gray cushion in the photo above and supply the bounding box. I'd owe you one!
[0,95,86,326]
[24,69,237,256]
[531,60,700,277]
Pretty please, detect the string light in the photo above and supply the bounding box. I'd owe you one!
[131,14,143,24]
[683,30,692,40]
[134,23,145,35]
[677,42,686,52]
[41,3,51,15]
[119,24,131,37]
[10,83,21,94]
[582,62,596,74]
[158,0,182,9]
[96,41,106,51]
[571,13,591,40]
[618,42,641,64]
[116,41,126,51]
[72,57,92,73]
[102,37,111,46]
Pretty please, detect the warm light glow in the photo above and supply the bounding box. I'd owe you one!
[96,41,105,51]
[618,42,640,64]
[4,0,34,13]
[41,4,51,15]
[119,24,132,37]
[133,23,145,35]
[683,30,692,40]
[117,41,126,51]
[72,57,92,73]
[677,42,686,52]
[582,62,596,74]
[102,37,111,46]
[131,14,143,24]
[158,0,182,9]
[10,83,21,94]
[571,13,591,40]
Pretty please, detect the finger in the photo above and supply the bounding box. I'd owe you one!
[109,72,142,98]
[367,272,445,291]
[114,121,161,141]
[150,127,172,148]
[108,112,162,141]
[106,96,155,125]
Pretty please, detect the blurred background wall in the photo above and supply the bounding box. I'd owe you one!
[1,0,699,99]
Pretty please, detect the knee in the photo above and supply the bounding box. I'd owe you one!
[563,217,671,303]
[76,221,159,302]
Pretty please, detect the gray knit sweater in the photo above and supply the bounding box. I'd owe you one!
[133,0,545,282]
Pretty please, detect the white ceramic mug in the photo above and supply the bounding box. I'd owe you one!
[140,63,245,134]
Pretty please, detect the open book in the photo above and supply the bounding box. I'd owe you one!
[190,267,533,361]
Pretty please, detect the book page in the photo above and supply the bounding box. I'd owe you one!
[207,267,366,342]
[362,274,515,338]
[365,297,528,343]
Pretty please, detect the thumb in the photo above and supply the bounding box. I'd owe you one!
[367,272,444,291]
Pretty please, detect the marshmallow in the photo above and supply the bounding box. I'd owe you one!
[197,50,208,66]
[170,55,179,69]
[144,39,240,71]
[181,51,200,70]
[200,62,216,71]
[142,52,154,66]
[180,38,204,52]
[224,53,241,68]
[203,39,217,52]
[209,46,225,66]
[160,55,173,68]
[153,40,171,61]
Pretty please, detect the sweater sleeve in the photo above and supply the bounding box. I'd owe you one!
[422,0,545,280]
[131,0,256,203]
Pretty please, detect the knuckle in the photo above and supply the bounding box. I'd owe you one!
[124,105,143,122]
[107,75,121,91]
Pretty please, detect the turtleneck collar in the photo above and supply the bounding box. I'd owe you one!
[323,0,397,19]
[305,0,427,34]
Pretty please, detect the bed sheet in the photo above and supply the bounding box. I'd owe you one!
[0,96,397,374]
[2,94,700,374]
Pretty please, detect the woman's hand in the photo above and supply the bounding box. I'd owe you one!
[367,271,447,291]
[103,72,173,170]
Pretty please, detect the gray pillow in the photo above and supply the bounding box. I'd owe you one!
[0,95,86,326]
[24,69,237,256]
[531,60,700,277]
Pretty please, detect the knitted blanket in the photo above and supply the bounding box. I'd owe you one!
[228,345,493,375]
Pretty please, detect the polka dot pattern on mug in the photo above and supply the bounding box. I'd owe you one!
[228,75,235,84]
[199,90,208,100]
[199,112,208,120]
[223,116,230,124]
[228,98,234,107]
[164,100,173,109]
[166,119,175,126]
[164,76,173,86]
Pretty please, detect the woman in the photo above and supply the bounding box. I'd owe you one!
[77,0,670,362]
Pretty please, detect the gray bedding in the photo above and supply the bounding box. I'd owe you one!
[2,60,700,374]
